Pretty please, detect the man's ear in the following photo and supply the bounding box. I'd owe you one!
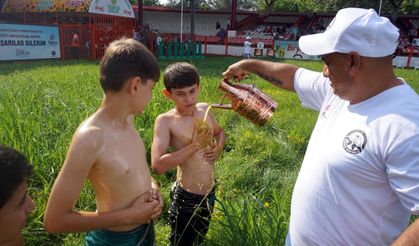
[162,89,171,99]
[128,76,141,95]
[348,52,361,76]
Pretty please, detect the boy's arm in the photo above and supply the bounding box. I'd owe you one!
[392,218,419,245]
[151,115,200,175]
[44,129,160,233]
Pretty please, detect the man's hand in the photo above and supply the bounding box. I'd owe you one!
[222,60,249,82]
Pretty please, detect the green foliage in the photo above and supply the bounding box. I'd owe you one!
[130,0,161,6]
[204,190,290,245]
[0,57,418,245]
[256,0,418,14]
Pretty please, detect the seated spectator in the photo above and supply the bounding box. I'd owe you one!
[408,27,417,43]
[217,28,227,43]
[284,31,293,40]
[0,145,35,245]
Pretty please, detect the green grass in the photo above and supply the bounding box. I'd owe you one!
[0,57,418,245]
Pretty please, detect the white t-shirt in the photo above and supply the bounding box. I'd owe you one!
[243,40,251,54]
[287,68,419,246]
[156,36,162,46]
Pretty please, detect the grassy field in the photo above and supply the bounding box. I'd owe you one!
[0,57,418,245]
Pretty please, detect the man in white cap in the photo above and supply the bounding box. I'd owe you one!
[223,8,419,245]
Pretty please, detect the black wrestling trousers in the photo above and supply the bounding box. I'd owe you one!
[169,183,216,246]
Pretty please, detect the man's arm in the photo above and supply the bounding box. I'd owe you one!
[151,115,200,175]
[392,219,419,245]
[44,128,160,233]
[222,59,299,92]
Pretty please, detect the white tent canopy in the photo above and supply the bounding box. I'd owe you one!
[88,0,134,18]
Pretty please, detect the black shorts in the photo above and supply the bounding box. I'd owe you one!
[169,182,216,246]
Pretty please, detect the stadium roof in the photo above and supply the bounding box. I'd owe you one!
[1,0,135,18]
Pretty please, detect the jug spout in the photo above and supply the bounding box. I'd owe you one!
[211,103,233,109]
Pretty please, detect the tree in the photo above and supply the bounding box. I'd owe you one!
[261,0,416,14]
[130,0,161,6]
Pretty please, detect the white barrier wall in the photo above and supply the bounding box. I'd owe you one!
[393,56,419,69]
[0,24,61,61]
[200,41,417,68]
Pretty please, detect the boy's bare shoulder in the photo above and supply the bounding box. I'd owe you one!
[72,116,105,150]
[156,109,177,123]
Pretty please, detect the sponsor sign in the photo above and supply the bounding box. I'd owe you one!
[0,24,61,60]
[88,0,135,18]
[2,0,92,13]
[274,40,319,60]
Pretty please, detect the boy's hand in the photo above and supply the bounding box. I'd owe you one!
[151,187,164,209]
[128,191,162,225]
[204,143,222,163]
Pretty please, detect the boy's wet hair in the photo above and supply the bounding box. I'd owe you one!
[0,146,32,208]
[100,38,160,92]
[163,62,200,91]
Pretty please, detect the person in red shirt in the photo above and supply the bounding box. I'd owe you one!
[72,32,80,59]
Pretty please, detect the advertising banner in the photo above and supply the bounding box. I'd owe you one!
[2,0,91,13]
[0,24,61,60]
[88,0,134,18]
[274,40,320,60]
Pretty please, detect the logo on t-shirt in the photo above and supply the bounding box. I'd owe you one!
[343,130,367,154]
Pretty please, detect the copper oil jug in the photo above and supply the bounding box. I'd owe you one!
[211,80,277,127]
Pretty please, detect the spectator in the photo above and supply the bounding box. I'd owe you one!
[84,40,90,58]
[133,29,141,42]
[71,32,80,59]
[408,27,417,43]
[243,36,252,59]
[217,28,227,44]
[156,32,163,49]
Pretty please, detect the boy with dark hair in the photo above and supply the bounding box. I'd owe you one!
[0,145,35,246]
[151,62,226,245]
[44,38,164,246]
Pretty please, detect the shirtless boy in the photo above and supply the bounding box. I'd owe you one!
[151,62,226,245]
[44,38,163,245]
[0,145,35,246]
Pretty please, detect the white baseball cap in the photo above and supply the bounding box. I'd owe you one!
[299,8,399,57]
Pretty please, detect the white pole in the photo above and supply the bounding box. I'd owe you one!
[180,0,183,42]
[1,0,10,13]
[378,0,383,15]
